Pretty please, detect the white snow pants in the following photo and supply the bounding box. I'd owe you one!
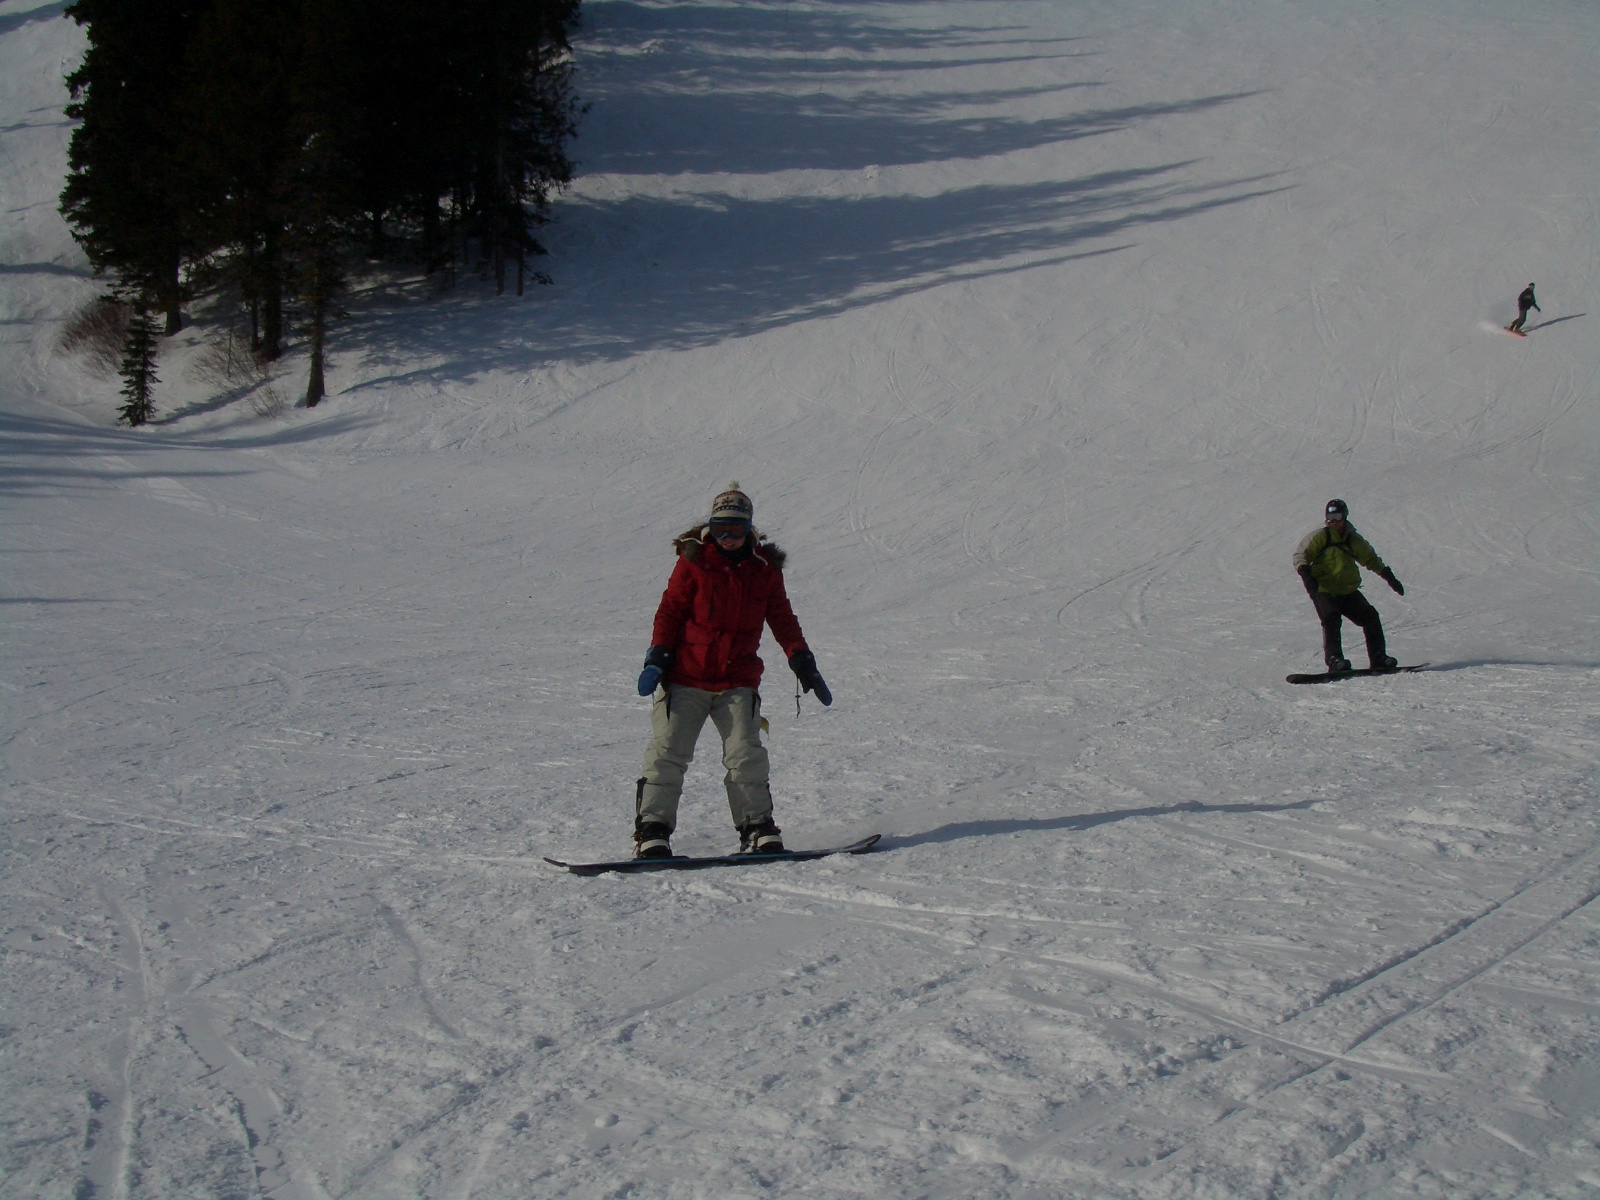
[636,686,772,832]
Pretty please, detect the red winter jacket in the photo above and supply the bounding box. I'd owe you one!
[650,527,809,692]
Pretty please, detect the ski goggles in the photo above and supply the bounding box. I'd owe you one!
[710,520,750,539]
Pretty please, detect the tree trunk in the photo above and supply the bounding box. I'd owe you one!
[260,222,284,359]
[305,287,325,408]
[422,199,442,273]
[303,237,339,409]
[160,248,183,335]
[493,136,508,295]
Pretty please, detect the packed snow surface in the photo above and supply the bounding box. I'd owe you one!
[3,0,1598,1196]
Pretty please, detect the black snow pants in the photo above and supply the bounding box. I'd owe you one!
[1313,589,1387,667]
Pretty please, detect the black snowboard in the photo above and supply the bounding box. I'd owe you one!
[545,833,882,876]
[1286,663,1430,685]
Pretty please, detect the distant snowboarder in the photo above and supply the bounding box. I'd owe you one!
[630,483,832,859]
[1507,282,1540,334]
[1293,499,1405,674]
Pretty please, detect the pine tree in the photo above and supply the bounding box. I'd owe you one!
[288,125,351,410]
[335,0,446,252]
[62,0,204,335]
[63,0,586,415]
[179,0,295,358]
[455,0,582,294]
[286,0,366,407]
[116,302,160,426]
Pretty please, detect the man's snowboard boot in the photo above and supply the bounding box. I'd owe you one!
[634,820,673,859]
[738,819,785,855]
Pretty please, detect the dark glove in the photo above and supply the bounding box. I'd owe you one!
[1380,568,1404,596]
[1297,565,1319,600]
[637,646,672,696]
[788,648,832,706]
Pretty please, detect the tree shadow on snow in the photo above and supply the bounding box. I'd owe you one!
[0,261,90,278]
[0,408,377,498]
[338,0,1283,387]
[0,3,69,41]
[586,0,1094,77]
[885,797,1324,851]
[350,166,1286,389]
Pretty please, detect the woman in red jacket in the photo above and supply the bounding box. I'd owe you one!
[632,484,831,858]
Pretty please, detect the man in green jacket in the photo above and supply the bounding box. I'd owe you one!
[1292,499,1405,674]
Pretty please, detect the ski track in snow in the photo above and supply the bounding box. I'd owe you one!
[4,0,1600,1196]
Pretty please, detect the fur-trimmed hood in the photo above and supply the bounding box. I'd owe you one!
[672,524,787,569]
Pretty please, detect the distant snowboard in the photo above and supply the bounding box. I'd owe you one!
[1287,663,1430,685]
[1479,319,1527,338]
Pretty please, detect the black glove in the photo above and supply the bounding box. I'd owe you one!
[637,645,672,696]
[1380,568,1404,596]
[788,648,832,706]
[1297,565,1319,600]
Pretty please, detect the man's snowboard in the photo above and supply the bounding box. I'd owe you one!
[1287,663,1429,685]
[546,833,882,876]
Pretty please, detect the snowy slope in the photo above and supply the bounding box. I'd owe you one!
[3,0,1598,1196]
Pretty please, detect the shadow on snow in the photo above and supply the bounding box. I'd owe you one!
[0,408,377,498]
[325,0,1281,392]
[350,166,1287,388]
[888,797,1325,851]
[1520,313,1585,334]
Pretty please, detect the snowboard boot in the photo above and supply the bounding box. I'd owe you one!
[738,819,785,855]
[1326,656,1353,675]
[634,820,673,859]
[1371,655,1398,671]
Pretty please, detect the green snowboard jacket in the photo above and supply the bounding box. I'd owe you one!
[1292,525,1389,596]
